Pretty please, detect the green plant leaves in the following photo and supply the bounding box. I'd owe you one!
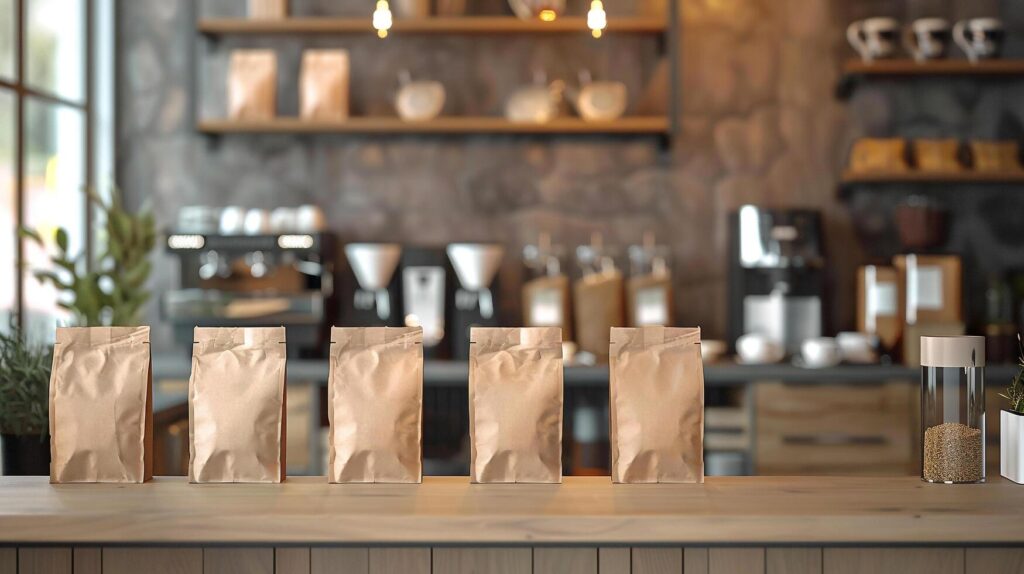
[19,184,156,328]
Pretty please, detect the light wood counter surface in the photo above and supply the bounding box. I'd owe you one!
[1,476,1022,546]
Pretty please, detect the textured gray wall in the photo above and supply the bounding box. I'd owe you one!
[118,0,1024,352]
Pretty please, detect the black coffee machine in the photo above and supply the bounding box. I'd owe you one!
[401,247,452,360]
[446,243,504,359]
[162,231,337,356]
[727,206,825,355]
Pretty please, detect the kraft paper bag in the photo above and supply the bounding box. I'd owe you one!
[610,326,704,483]
[189,327,286,483]
[228,50,277,120]
[248,0,287,18]
[300,50,350,121]
[573,271,624,363]
[49,327,152,483]
[328,327,423,483]
[469,327,563,483]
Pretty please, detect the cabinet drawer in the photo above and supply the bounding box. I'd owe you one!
[756,382,915,475]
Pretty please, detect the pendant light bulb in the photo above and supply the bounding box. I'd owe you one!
[587,0,606,38]
[373,0,392,38]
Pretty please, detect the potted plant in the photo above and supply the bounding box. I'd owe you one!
[20,186,156,327]
[0,324,52,475]
[1001,335,1024,484]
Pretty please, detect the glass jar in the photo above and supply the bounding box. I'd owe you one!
[920,336,986,484]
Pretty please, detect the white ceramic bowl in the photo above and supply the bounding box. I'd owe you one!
[837,331,878,364]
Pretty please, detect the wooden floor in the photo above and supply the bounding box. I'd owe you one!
[1,476,1024,546]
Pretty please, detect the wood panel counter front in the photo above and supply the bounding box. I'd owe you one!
[1,476,1023,574]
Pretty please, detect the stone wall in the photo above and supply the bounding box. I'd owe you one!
[118,0,1024,351]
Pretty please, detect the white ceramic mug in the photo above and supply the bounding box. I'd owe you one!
[954,18,1004,63]
[736,333,785,365]
[219,206,247,235]
[243,208,271,236]
[847,17,901,62]
[836,332,878,364]
[295,205,326,233]
[800,337,841,368]
[903,18,951,62]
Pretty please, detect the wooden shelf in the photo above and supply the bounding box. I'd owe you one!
[836,59,1024,99]
[197,116,671,135]
[841,169,1024,184]
[839,169,1024,195]
[843,58,1024,76]
[198,16,668,36]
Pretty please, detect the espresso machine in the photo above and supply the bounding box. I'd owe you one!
[163,231,337,355]
[401,247,451,359]
[447,243,504,359]
[728,206,825,355]
[341,243,402,327]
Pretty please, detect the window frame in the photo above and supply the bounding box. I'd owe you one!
[0,0,94,323]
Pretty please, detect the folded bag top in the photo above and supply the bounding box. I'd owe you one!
[189,327,287,483]
[328,326,423,483]
[49,326,152,483]
[610,326,704,483]
[469,327,563,484]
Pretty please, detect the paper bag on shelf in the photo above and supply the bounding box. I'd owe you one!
[300,50,350,121]
[228,50,277,121]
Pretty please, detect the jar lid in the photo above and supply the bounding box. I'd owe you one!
[920,336,985,368]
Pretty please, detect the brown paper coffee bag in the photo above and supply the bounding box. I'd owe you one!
[228,50,277,120]
[328,327,422,483]
[573,271,624,363]
[189,327,286,483]
[49,327,152,483]
[300,50,350,121]
[469,327,563,483]
[610,326,704,483]
[248,0,287,18]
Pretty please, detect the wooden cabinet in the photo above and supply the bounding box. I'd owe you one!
[755,382,916,475]
[8,547,1024,573]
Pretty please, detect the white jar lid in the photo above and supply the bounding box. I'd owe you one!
[920,336,985,368]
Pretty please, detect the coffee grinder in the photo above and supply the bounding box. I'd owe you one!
[728,205,825,355]
[447,243,504,359]
[342,243,402,326]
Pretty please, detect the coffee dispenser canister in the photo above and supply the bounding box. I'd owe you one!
[447,243,504,359]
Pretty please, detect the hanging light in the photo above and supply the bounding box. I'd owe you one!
[587,0,606,38]
[538,9,557,22]
[373,0,393,38]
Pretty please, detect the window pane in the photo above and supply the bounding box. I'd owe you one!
[26,0,85,102]
[22,99,85,343]
[0,90,14,332]
[0,0,14,80]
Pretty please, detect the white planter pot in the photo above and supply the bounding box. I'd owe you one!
[1002,410,1024,484]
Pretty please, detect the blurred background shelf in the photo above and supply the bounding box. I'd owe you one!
[836,59,1024,99]
[839,169,1024,194]
[197,116,672,135]
[198,16,669,36]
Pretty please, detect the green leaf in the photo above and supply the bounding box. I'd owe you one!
[55,228,69,252]
[18,227,43,245]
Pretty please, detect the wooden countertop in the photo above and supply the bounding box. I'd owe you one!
[1,476,1022,546]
